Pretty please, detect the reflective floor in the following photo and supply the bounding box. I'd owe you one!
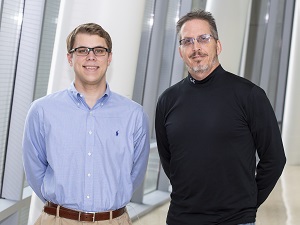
[133,165,300,225]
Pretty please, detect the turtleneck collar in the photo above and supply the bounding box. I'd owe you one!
[187,65,222,86]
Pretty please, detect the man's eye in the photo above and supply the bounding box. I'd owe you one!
[78,49,87,53]
[95,49,105,54]
[185,39,193,45]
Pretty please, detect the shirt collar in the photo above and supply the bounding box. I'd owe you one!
[187,64,222,86]
[68,82,110,107]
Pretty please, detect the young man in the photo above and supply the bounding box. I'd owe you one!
[155,9,286,225]
[23,23,150,225]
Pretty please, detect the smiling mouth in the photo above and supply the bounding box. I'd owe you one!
[83,66,99,70]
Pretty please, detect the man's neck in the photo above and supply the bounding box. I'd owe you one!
[189,63,220,81]
[74,82,106,108]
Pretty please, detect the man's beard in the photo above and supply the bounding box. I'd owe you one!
[187,51,218,74]
[188,63,209,74]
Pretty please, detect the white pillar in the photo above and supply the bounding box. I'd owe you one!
[282,0,300,165]
[48,0,146,99]
[205,0,252,76]
[27,193,44,225]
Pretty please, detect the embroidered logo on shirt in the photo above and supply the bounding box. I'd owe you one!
[190,77,195,84]
[116,130,119,136]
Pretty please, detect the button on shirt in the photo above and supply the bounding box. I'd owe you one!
[22,83,150,212]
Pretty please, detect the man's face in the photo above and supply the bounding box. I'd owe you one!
[67,33,112,87]
[178,19,222,80]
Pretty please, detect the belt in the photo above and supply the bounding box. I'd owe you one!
[44,202,125,222]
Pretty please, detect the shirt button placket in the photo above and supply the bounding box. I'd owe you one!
[84,110,95,206]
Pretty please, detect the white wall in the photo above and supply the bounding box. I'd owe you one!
[48,0,146,99]
[282,0,300,165]
[206,0,252,76]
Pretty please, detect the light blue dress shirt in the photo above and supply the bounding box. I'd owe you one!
[22,83,150,212]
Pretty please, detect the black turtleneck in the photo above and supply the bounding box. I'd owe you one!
[155,65,286,225]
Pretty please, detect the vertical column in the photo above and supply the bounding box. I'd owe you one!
[281,4,300,223]
[282,0,300,165]
[27,194,44,225]
[205,0,252,75]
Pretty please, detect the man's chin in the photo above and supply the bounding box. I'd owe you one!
[190,65,209,74]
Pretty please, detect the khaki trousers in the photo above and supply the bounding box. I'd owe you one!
[34,210,132,225]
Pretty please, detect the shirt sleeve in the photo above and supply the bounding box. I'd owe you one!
[22,102,47,202]
[155,96,171,179]
[247,86,286,207]
[131,109,150,192]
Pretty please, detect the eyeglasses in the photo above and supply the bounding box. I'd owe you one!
[69,46,111,56]
[179,34,215,47]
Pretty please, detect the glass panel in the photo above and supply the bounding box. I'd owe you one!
[34,0,61,100]
[143,148,160,194]
[245,0,288,109]
[244,0,269,85]
[192,0,207,11]
[140,0,183,195]
[0,0,24,196]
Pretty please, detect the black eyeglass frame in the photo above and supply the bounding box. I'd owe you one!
[69,46,111,56]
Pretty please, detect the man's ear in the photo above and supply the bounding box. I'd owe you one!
[67,53,73,66]
[107,52,113,66]
[216,40,222,56]
[178,46,183,59]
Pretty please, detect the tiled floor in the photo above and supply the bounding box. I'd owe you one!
[133,165,300,225]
